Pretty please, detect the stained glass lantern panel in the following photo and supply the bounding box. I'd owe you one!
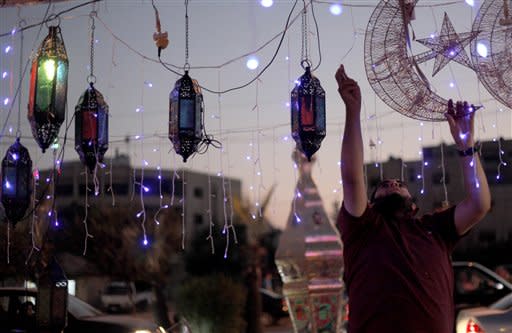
[28,25,68,153]
[169,71,204,162]
[1,138,32,224]
[75,84,109,172]
[291,67,326,161]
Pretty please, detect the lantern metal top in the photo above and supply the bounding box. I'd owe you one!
[38,26,68,61]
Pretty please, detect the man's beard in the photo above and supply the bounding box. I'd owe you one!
[372,193,415,220]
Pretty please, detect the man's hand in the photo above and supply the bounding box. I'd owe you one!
[336,65,361,113]
[445,99,476,150]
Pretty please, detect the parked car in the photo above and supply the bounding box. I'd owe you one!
[0,287,165,333]
[455,292,512,333]
[453,261,512,316]
[101,281,154,313]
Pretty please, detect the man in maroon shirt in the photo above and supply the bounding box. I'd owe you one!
[335,64,491,333]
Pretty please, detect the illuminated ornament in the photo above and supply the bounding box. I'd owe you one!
[75,83,109,172]
[291,66,326,161]
[169,71,204,162]
[275,150,345,333]
[1,138,32,225]
[28,25,69,153]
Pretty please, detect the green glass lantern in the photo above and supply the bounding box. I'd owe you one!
[75,83,109,172]
[169,71,204,162]
[28,25,69,153]
[1,138,33,225]
[291,66,326,161]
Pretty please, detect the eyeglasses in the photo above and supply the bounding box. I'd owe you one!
[377,179,407,189]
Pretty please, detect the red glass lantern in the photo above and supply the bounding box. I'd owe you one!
[1,138,33,225]
[28,25,69,153]
[169,71,204,162]
[291,66,326,161]
[75,83,109,172]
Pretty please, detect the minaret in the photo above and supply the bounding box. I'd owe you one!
[275,149,344,333]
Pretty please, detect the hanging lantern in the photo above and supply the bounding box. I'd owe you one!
[169,71,204,162]
[291,66,326,161]
[275,150,345,333]
[75,83,109,172]
[1,138,33,225]
[28,25,69,153]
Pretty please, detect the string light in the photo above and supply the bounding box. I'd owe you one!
[418,122,425,195]
[329,3,343,16]
[246,56,259,70]
[260,0,273,8]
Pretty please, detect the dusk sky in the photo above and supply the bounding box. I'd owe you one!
[1,0,510,230]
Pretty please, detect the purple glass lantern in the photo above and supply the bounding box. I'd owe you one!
[169,71,204,162]
[1,138,33,225]
[75,83,109,172]
[291,66,326,161]
[28,25,69,153]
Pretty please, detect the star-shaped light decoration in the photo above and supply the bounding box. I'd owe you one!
[414,13,480,76]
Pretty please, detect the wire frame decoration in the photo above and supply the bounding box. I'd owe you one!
[471,0,512,109]
[28,25,69,153]
[75,83,109,172]
[169,71,204,162]
[364,0,454,121]
[291,66,326,161]
[1,138,33,225]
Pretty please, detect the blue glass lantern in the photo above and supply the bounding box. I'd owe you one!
[28,25,69,153]
[1,138,33,225]
[291,67,326,161]
[75,83,109,172]
[169,71,204,162]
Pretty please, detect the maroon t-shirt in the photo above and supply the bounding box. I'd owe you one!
[337,204,460,333]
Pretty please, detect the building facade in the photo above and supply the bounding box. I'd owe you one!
[32,152,242,251]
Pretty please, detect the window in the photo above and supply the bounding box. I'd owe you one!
[432,172,450,185]
[107,183,129,195]
[55,184,73,196]
[194,214,203,225]
[194,187,203,198]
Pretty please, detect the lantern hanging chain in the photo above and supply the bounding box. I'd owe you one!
[88,11,97,84]
[184,0,190,71]
[300,0,311,69]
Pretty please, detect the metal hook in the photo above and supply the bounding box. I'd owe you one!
[300,59,312,70]
[45,14,61,28]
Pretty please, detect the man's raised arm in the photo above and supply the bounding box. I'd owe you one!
[445,100,491,235]
[336,65,367,217]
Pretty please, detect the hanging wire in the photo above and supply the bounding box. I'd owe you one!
[158,0,299,94]
[310,0,322,71]
[88,10,97,83]
[300,0,310,68]
[0,0,103,38]
[184,0,190,70]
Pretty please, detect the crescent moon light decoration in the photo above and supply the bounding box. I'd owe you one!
[364,0,479,121]
[471,0,512,109]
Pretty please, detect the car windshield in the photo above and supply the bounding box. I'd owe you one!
[490,292,512,310]
[68,295,103,318]
[105,285,131,295]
